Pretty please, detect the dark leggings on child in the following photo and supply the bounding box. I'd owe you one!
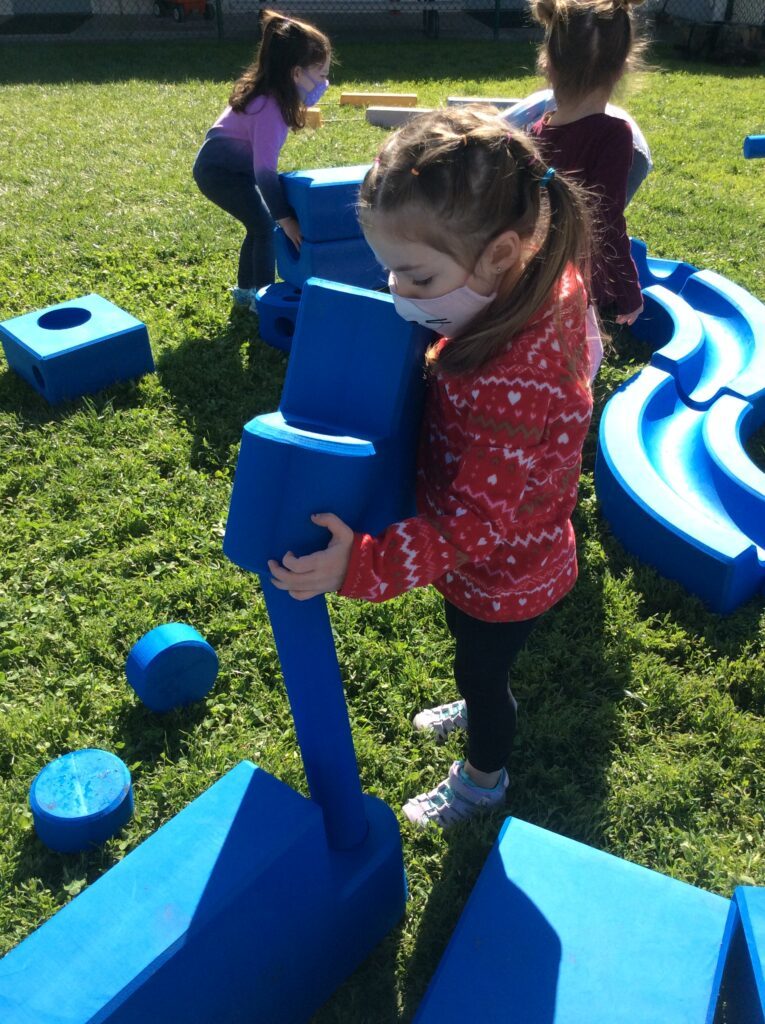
[192,137,275,291]
[444,600,541,774]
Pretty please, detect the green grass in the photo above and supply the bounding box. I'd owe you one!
[1,37,765,1021]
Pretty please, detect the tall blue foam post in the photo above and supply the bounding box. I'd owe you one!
[0,294,154,403]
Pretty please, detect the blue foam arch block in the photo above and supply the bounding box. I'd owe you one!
[0,761,406,1024]
[631,238,697,294]
[125,622,219,712]
[414,816,730,1024]
[274,228,386,290]
[0,294,154,404]
[744,135,765,159]
[595,365,765,613]
[252,281,302,352]
[29,749,133,854]
[280,164,371,242]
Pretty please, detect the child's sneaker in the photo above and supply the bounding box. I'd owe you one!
[413,699,467,741]
[230,286,256,307]
[402,760,508,829]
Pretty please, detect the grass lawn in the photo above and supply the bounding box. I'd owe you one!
[1,35,764,1022]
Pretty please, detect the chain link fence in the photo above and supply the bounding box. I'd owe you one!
[0,0,762,60]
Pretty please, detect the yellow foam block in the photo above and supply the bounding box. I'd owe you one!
[341,92,418,108]
[305,107,322,129]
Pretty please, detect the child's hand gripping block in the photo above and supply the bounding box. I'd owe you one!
[224,277,432,574]
[279,165,371,243]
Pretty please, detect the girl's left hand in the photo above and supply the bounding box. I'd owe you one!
[615,302,644,326]
[267,513,354,601]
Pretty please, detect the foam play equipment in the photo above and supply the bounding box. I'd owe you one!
[340,91,417,106]
[596,240,765,612]
[447,95,520,109]
[714,887,765,1023]
[0,293,154,404]
[305,106,322,129]
[413,816,733,1023]
[252,281,302,352]
[279,164,370,243]
[29,749,134,854]
[744,135,765,158]
[366,106,433,129]
[125,622,219,712]
[274,228,385,290]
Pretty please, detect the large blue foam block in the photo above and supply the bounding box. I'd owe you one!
[0,760,406,1024]
[0,294,154,403]
[224,278,431,575]
[414,816,730,1024]
[280,164,370,242]
[275,228,386,290]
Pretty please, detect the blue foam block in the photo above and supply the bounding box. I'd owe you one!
[275,228,386,290]
[224,278,431,575]
[0,294,154,403]
[29,749,133,853]
[253,281,302,352]
[595,366,765,613]
[744,135,765,159]
[125,622,219,712]
[631,238,697,294]
[0,760,406,1024]
[280,164,370,242]
[709,887,765,1024]
[414,816,730,1024]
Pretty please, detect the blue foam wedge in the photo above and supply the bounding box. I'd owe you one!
[0,294,154,403]
[125,622,219,712]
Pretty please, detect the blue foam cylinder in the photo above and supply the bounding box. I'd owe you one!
[253,281,302,352]
[744,135,765,159]
[0,294,154,403]
[1,760,406,1024]
[280,164,370,242]
[29,749,134,853]
[125,622,219,712]
[274,229,386,290]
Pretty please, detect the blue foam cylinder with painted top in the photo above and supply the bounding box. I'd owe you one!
[280,164,371,242]
[0,294,154,403]
[0,760,406,1024]
[29,749,134,853]
[125,622,219,712]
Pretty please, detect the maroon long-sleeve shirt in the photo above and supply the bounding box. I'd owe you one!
[531,112,643,318]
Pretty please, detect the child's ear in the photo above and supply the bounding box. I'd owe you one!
[479,231,522,277]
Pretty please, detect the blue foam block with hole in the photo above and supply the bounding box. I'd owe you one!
[125,622,219,712]
[280,164,370,242]
[29,749,134,854]
[0,760,406,1024]
[275,229,386,290]
[414,816,730,1024]
[0,294,154,403]
[253,281,302,353]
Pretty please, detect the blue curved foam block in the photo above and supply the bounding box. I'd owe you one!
[126,622,219,712]
[631,238,697,294]
[274,229,386,290]
[0,294,154,404]
[29,749,133,853]
[744,135,765,159]
[253,282,302,353]
[595,365,765,612]
[279,164,371,242]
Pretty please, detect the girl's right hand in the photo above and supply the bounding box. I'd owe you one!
[278,216,302,251]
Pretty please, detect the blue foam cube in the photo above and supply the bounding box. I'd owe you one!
[253,281,302,353]
[280,164,370,242]
[0,294,154,403]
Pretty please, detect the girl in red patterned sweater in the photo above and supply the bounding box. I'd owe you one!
[269,108,594,828]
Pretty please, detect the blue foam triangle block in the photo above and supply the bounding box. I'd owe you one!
[414,817,730,1024]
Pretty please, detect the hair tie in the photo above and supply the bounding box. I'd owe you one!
[541,166,556,187]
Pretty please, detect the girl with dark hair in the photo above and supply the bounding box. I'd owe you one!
[268,107,595,829]
[193,10,331,308]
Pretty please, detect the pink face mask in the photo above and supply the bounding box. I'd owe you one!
[388,272,495,337]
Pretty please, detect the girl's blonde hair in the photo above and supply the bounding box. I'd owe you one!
[531,0,647,100]
[229,9,331,130]
[358,106,592,376]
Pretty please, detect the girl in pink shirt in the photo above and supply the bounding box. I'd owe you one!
[269,108,594,829]
[193,11,330,308]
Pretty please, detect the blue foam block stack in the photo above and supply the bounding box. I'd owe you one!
[414,816,730,1024]
[0,294,154,403]
[0,761,406,1023]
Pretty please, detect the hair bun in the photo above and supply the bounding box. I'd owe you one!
[530,0,561,26]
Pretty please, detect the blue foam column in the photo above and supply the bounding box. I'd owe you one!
[0,294,154,403]
[414,816,730,1024]
[0,760,407,1024]
[260,580,367,850]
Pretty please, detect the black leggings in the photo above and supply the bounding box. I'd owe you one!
[445,600,540,774]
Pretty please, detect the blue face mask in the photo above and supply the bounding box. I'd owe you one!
[299,72,329,107]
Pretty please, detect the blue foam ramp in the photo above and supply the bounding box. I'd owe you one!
[595,366,765,612]
[414,816,730,1024]
[280,164,370,242]
[712,887,765,1023]
[0,294,154,404]
[0,760,406,1024]
[275,229,386,290]
[631,238,697,294]
[253,281,302,353]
